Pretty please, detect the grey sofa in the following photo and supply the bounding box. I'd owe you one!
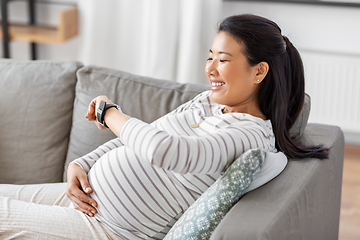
[0,60,344,239]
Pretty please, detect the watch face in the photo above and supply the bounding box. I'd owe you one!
[97,100,106,124]
[96,108,102,122]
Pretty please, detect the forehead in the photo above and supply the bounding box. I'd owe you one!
[211,31,243,54]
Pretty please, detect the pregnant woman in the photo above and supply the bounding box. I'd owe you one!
[0,14,328,240]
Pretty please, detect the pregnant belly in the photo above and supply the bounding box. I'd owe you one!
[87,148,133,224]
[86,147,182,237]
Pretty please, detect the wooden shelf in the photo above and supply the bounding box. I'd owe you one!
[0,6,78,44]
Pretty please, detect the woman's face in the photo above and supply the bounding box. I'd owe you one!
[205,31,261,113]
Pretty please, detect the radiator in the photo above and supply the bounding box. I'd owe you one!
[300,50,360,134]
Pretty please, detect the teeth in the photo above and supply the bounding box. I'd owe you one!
[211,82,225,87]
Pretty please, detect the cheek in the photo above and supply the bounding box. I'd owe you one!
[220,65,239,81]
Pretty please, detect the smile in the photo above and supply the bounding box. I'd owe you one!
[211,81,225,90]
[211,82,225,87]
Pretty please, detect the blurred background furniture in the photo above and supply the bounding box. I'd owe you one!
[0,0,78,59]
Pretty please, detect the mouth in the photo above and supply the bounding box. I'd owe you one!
[211,81,225,90]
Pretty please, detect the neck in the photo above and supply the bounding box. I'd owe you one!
[222,102,267,120]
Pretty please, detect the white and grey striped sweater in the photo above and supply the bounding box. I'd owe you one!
[72,90,275,240]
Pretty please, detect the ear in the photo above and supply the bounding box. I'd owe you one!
[254,62,269,84]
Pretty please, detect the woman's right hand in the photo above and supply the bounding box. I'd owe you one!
[66,163,98,217]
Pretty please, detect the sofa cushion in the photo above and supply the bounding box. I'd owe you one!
[64,65,311,180]
[0,60,82,184]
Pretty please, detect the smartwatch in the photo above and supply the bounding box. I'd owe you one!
[96,100,121,127]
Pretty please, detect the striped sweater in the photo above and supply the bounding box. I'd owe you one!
[72,90,275,240]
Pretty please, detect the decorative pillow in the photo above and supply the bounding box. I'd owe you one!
[164,148,266,240]
[245,151,287,193]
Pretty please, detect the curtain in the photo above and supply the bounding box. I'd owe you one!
[78,0,222,84]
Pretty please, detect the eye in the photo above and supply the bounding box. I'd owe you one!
[207,57,213,61]
[219,59,228,63]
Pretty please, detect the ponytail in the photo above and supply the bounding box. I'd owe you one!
[279,36,329,159]
[219,14,329,159]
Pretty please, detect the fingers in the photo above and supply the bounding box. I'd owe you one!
[66,163,98,217]
[77,171,94,195]
[72,202,95,217]
[67,186,97,217]
[85,99,97,121]
[85,96,114,123]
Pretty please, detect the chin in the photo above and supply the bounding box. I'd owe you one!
[210,91,224,105]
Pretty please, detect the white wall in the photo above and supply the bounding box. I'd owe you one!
[221,1,360,55]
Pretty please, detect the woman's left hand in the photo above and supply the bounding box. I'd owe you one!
[85,95,114,130]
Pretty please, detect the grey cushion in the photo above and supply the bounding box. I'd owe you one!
[64,65,209,180]
[0,60,82,184]
[64,65,311,180]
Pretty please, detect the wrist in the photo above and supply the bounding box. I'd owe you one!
[103,107,121,128]
[69,162,82,170]
[103,108,131,137]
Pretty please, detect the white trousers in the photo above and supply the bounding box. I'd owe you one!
[0,183,123,240]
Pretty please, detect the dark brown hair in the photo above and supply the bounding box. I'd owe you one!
[218,14,329,159]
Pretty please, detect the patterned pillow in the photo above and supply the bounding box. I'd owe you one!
[164,148,266,240]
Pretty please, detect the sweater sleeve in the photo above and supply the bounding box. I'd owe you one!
[69,92,210,173]
[119,118,267,174]
[70,138,124,173]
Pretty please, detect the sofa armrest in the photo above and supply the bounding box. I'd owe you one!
[210,124,344,240]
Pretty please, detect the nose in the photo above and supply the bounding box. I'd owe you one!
[205,61,218,76]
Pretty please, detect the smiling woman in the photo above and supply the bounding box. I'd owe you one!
[205,31,268,120]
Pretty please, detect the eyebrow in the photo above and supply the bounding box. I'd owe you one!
[209,49,233,57]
